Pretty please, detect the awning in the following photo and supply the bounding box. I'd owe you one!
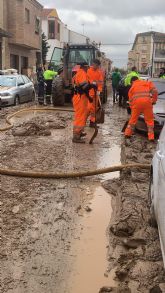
[0,28,12,38]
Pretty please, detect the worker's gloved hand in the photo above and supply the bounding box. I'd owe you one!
[88,96,93,103]
[91,82,98,90]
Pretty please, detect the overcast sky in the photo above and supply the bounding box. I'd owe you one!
[40,0,165,68]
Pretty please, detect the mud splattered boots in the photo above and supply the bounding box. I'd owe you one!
[72,133,85,143]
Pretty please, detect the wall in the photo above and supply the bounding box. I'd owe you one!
[47,39,61,62]
[2,0,43,72]
[60,23,69,46]
[0,0,4,29]
[68,30,87,44]
[7,0,42,50]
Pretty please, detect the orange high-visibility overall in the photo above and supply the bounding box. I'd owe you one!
[72,68,89,134]
[125,79,158,140]
[87,67,103,122]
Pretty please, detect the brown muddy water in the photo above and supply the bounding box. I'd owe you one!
[68,186,117,293]
[3,103,123,293]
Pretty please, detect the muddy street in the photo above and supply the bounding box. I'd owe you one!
[1,95,165,293]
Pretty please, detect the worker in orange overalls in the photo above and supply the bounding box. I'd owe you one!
[125,76,158,141]
[72,62,91,143]
[87,59,103,127]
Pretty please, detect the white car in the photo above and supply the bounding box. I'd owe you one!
[0,74,35,107]
[150,123,165,266]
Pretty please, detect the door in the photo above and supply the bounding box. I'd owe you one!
[17,76,28,102]
[22,75,33,101]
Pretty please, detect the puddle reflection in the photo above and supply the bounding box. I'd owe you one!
[69,186,117,293]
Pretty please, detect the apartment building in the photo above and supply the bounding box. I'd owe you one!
[41,8,89,63]
[128,31,165,76]
[0,0,11,69]
[0,0,43,73]
[41,8,61,62]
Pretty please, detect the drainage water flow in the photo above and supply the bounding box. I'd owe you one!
[68,186,117,293]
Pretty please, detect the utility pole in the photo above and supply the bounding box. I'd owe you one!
[151,33,155,77]
[82,23,85,35]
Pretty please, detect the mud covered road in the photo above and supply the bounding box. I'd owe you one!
[0,96,165,293]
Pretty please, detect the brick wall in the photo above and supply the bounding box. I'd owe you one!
[2,0,43,72]
[7,0,42,50]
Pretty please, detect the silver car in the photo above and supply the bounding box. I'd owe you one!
[0,74,35,107]
[150,123,165,267]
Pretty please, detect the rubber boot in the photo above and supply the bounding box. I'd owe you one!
[38,96,44,105]
[46,95,51,105]
[80,131,87,137]
[72,133,85,143]
[148,132,154,141]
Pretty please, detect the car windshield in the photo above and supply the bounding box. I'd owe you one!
[153,81,165,98]
[0,76,16,87]
[68,49,94,65]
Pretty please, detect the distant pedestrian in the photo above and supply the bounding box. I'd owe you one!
[37,66,45,105]
[123,66,140,106]
[111,68,121,103]
[43,65,57,105]
[159,67,165,79]
[87,59,103,127]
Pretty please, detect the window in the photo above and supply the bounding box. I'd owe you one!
[35,17,40,34]
[68,49,94,65]
[22,75,31,84]
[142,36,146,43]
[25,8,30,24]
[10,54,19,72]
[0,76,16,87]
[17,76,25,86]
[21,56,28,70]
[48,20,55,39]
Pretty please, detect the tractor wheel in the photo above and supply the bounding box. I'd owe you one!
[52,76,65,106]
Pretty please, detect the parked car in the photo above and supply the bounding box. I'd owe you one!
[150,123,165,267]
[130,79,165,136]
[0,74,35,107]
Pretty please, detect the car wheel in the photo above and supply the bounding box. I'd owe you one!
[31,91,36,102]
[148,175,158,228]
[14,95,20,106]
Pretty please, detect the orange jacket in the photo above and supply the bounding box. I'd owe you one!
[74,68,88,86]
[87,66,103,92]
[128,79,158,106]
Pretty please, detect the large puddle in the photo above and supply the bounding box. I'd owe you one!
[68,186,117,293]
[99,144,121,180]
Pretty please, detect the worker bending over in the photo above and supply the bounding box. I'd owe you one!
[72,62,97,143]
[125,76,158,141]
[87,59,103,127]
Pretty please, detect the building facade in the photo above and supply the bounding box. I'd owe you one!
[128,31,165,76]
[42,8,89,63]
[0,0,43,73]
